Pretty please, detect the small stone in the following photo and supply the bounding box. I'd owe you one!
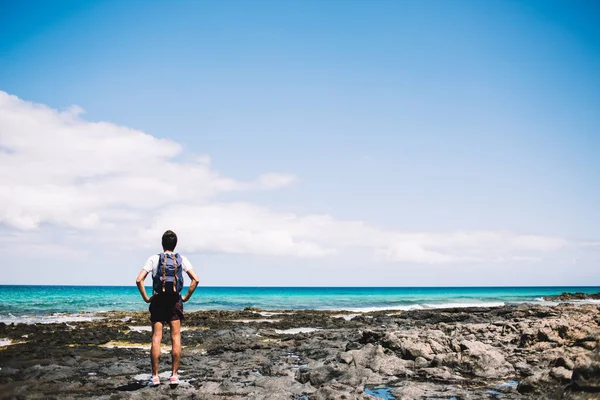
[579,341,597,350]
[552,356,575,370]
[345,341,362,351]
[550,366,572,382]
[414,356,429,369]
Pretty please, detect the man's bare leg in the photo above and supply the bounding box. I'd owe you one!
[169,319,181,377]
[151,321,163,377]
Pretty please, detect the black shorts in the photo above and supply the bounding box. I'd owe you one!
[149,293,184,323]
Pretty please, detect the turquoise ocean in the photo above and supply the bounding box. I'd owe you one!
[1,285,599,324]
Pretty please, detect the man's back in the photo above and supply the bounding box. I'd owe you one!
[135,230,200,386]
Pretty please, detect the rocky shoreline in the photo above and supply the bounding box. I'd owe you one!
[1,302,599,399]
[543,292,600,301]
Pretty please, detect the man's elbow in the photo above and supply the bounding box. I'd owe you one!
[192,278,200,284]
[135,277,143,284]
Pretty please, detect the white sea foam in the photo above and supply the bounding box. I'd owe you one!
[533,297,600,305]
[230,319,280,323]
[422,301,506,309]
[332,304,424,313]
[255,312,282,317]
[336,301,506,313]
[571,299,600,305]
[537,300,559,306]
[0,313,104,325]
[529,299,600,307]
[331,314,361,321]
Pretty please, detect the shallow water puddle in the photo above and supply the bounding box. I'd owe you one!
[259,338,281,343]
[127,326,152,332]
[127,326,196,332]
[488,380,519,395]
[364,386,396,399]
[229,319,280,323]
[0,338,26,348]
[496,380,519,388]
[100,341,180,354]
[274,327,321,334]
[101,341,150,350]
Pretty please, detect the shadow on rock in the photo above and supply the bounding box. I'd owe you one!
[116,381,148,391]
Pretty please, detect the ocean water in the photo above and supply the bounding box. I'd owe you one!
[0,285,599,324]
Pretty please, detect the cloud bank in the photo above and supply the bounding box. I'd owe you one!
[0,91,579,265]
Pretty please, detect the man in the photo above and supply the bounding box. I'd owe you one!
[135,230,200,387]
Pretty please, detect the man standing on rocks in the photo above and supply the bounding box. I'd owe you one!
[135,230,200,387]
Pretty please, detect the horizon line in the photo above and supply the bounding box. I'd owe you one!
[1,284,599,288]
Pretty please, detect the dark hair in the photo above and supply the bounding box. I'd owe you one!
[162,230,178,251]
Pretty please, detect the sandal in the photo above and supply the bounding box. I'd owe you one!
[170,375,180,385]
[149,375,160,387]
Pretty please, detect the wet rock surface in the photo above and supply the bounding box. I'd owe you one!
[543,292,600,301]
[0,303,599,399]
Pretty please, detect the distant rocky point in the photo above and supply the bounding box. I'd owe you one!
[543,292,600,301]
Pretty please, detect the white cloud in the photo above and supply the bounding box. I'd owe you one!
[257,173,298,189]
[0,91,583,266]
[0,91,296,231]
[580,241,600,248]
[139,202,568,264]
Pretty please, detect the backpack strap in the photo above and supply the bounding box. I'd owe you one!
[161,253,167,293]
[172,254,178,293]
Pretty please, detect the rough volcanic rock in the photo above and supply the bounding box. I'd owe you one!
[571,359,600,392]
[458,340,514,378]
[1,303,599,399]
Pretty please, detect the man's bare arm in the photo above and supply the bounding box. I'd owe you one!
[135,270,152,303]
[182,269,199,302]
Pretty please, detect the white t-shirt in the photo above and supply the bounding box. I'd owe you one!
[143,252,193,277]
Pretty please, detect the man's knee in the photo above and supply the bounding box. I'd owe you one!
[170,330,181,345]
[152,328,163,344]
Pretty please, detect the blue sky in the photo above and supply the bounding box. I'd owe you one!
[0,0,599,285]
